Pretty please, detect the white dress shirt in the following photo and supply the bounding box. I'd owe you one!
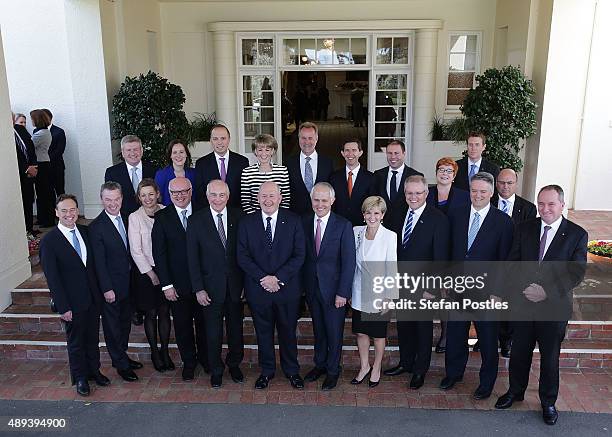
[261,210,279,239]
[498,193,516,216]
[105,211,125,236]
[125,161,143,186]
[402,202,427,240]
[210,206,228,236]
[540,215,563,259]
[215,152,229,174]
[314,211,331,241]
[300,151,318,183]
[57,223,87,265]
[346,164,360,181]
[469,202,491,235]
[386,165,405,199]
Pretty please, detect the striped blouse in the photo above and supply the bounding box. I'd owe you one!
[240,163,291,214]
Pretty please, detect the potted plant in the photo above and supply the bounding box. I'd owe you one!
[27,233,41,266]
[186,112,218,160]
[587,240,612,263]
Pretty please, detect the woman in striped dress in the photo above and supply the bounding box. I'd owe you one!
[240,134,291,214]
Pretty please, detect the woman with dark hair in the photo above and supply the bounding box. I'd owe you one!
[30,109,55,227]
[128,178,173,372]
[154,140,196,206]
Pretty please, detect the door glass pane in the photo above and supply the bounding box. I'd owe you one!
[242,39,257,65]
[351,38,367,64]
[257,39,274,65]
[243,91,253,106]
[260,108,274,122]
[284,39,299,65]
[375,105,398,122]
[244,108,259,123]
[376,37,392,64]
[376,74,407,90]
[392,37,409,64]
[300,38,316,64]
[375,122,405,138]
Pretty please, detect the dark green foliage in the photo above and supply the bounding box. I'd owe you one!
[111,71,191,168]
[430,115,446,141]
[186,112,218,143]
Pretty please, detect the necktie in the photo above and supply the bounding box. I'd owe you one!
[15,132,27,156]
[219,157,227,182]
[265,217,273,249]
[390,170,398,202]
[70,229,83,262]
[468,164,477,181]
[181,209,188,230]
[315,218,322,255]
[501,199,509,214]
[347,171,353,198]
[217,213,226,249]
[539,225,552,261]
[304,157,314,193]
[467,211,480,250]
[402,209,414,248]
[115,216,128,249]
[131,166,139,192]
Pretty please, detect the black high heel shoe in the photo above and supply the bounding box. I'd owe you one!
[151,349,165,373]
[435,339,446,354]
[161,348,175,371]
[350,367,372,385]
[368,369,381,388]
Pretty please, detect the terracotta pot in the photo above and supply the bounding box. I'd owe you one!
[29,253,40,266]
[587,252,612,264]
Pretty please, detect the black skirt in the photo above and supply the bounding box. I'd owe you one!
[132,268,164,312]
[351,309,388,339]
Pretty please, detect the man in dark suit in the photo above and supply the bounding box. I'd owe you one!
[40,194,110,396]
[89,182,142,382]
[440,172,513,400]
[152,176,208,381]
[384,175,450,389]
[237,181,306,390]
[329,138,373,226]
[302,182,355,390]
[104,135,157,218]
[42,109,66,197]
[370,140,423,217]
[194,125,249,209]
[495,185,587,426]
[453,132,500,192]
[286,122,334,215]
[187,179,245,388]
[13,114,38,234]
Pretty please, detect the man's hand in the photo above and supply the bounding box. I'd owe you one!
[26,165,37,177]
[196,290,211,306]
[60,310,73,322]
[423,291,435,300]
[260,276,280,293]
[164,287,179,301]
[523,283,546,303]
[146,270,160,286]
[335,295,347,308]
[490,294,502,304]
[103,290,115,303]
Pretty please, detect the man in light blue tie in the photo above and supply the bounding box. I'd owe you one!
[453,132,500,192]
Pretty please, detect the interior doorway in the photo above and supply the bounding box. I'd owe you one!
[280,70,369,170]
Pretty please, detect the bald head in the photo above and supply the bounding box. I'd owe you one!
[258,181,282,215]
[496,169,518,199]
[169,177,192,208]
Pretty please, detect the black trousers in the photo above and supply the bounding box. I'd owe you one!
[101,297,132,370]
[249,298,300,377]
[34,162,56,227]
[19,174,35,232]
[446,320,499,391]
[64,304,101,383]
[202,290,244,376]
[307,291,346,376]
[50,161,65,197]
[397,320,433,375]
[171,293,208,369]
[509,321,567,406]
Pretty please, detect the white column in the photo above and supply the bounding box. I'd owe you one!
[412,29,438,177]
[0,28,31,311]
[212,31,239,151]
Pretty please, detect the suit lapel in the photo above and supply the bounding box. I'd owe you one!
[318,214,335,256]
[543,218,568,261]
[119,164,136,199]
[204,210,226,251]
[54,227,85,267]
[208,154,221,179]
[101,212,128,250]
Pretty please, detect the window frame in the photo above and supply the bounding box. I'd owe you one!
[445,31,482,111]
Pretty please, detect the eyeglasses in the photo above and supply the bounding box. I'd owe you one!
[405,190,427,197]
[437,168,454,174]
[169,188,192,196]
[497,181,516,186]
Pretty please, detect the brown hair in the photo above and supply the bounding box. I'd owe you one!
[342,138,363,152]
[136,178,160,205]
[299,121,319,136]
[251,134,278,153]
[56,194,78,208]
[467,131,486,144]
[166,139,192,168]
[30,109,51,129]
[387,139,406,152]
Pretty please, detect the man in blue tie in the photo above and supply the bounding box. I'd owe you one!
[40,194,110,396]
[89,182,143,382]
[453,132,500,192]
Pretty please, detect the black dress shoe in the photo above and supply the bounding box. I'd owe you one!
[128,358,143,369]
[473,385,492,400]
[383,364,411,377]
[255,374,273,389]
[472,340,480,352]
[182,367,195,381]
[495,391,524,409]
[500,341,512,358]
[117,368,138,382]
[288,374,304,389]
[132,311,144,326]
[439,375,462,390]
[211,374,222,388]
[409,374,425,390]
[89,371,111,387]
[304,367,327,382]
[542,405,558,425]
[434,344,446,354]
[161,350,175,371]
[151,349,165,373]
[350,367,371,385]
[76,379,90,396]
[321,375,339,391]
[229,367,244,384]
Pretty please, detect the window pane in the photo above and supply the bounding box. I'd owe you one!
[244,109,260,123]
[261,91,274,107]
[317,37,338,65]
[375,122,405,138]
[260,123,274,135]
[450,35,467,53]
[243,92,253,106]
[351,38,367,64]
[376,74,407,90]
[376,37,392,64]
[242,39,257,65]
[447,89,470,106]
[392,37,409,64]
[284,39,298,65]
[333,38,349,64]
[449,53,476,71]
[300,38,316,64]
[260,108,274,122]
[244,123,258,137]
[375,106,398,122]
[465,35,478,52]
[448,72,475,89]
[257,39,274,65]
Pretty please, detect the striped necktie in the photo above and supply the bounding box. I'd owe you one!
[467,211,480,250]
[71,229,83,262]
[217,213,226,249]
[304,157,314,193]
[402,209,414,248]
[501,199,509,214]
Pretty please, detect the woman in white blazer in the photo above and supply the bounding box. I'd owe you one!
[128,178,172,373]
[350,196,398,388]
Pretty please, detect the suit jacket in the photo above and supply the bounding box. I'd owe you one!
[453,157,500,191]
[186,207,245,304]
[48,124,66,169]
[105,161,157,217]
[426,185,470,215]
[506,217,587,320]
[89,211,132,301]
[491,194,537,225]
[151,204,198,297]
[237,209,305,304]
[329,167,373,226]
[286,153,334,215]
[194,151,249,209]
[14,124,37,175]
[40,225,100,314]
[301,212,356,305]
[370,164,423,216]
